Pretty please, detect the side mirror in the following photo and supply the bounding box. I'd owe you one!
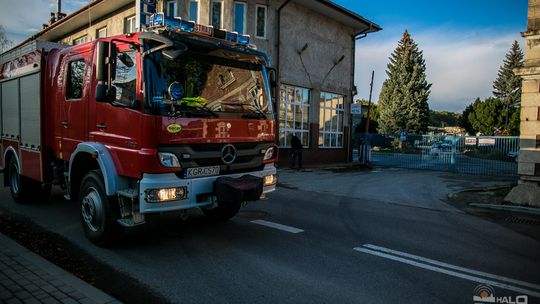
[95,41,118,102]
[95,83,107,101]
[95,83,116,102]
[96,41,109,82]
[108,42,118,82]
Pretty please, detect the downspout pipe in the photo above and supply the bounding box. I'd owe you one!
[275,0,291,145]
[348,25,372,162]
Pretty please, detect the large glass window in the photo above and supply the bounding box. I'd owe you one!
[67,60,85,100]
[255,5,267,38]
[279,84,310,147]
[112,51,137,107]
[189,0,199,22]
[319,92,344,148]
[125,15,137,33]
[211,1,223,29]
[167,0,178,18]
[234,2,246,34]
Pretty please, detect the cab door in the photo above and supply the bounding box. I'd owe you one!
[89,44,142,176]
[60,51,90,160]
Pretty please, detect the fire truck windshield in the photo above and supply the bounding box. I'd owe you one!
[144,49,271,117]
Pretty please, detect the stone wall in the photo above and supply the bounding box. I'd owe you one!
[507,0,540,206]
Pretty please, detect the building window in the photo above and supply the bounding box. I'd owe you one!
[189,0,199,22]
[73,36,87,45]
[211,1,223,29]
[166,0,177,18]
[67,60,85,100]
[319,92,344,148]
[279,84,310,147]
[255,5,267,38]
[125,15,137,33]
[96,27,107,39]
[234,2,246,34]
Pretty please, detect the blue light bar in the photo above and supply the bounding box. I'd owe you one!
[152,13,164,27]
[226,31,238,43]
[164,17,181,28]
[147,13,254,48]
[238,35,250,45]
[180,19,195,32]
[213,29,227,40]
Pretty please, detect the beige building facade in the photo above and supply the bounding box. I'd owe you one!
[508,0,540,205]
[5,0,380,165]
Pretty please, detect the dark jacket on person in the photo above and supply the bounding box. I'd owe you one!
[291,135,302,151]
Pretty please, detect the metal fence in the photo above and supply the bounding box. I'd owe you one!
[353,134,519,177]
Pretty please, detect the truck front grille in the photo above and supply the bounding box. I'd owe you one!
[158,142,272,177]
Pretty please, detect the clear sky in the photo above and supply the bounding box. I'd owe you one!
[0,0,528,112]
[333,0,528,112]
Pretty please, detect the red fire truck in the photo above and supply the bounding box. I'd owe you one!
[0,14,278,246]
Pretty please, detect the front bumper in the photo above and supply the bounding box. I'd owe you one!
[139,164,277,213]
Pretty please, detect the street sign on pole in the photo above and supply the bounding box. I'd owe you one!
[351,104,362,115]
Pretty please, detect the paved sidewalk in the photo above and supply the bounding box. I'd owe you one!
[0,233,120,304]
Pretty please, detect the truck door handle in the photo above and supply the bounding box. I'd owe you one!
[61,120,69,126]
[96,123,107,130]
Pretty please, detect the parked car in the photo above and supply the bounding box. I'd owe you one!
[430,141,452,155]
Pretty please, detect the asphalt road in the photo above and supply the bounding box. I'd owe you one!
[0,169,539,304]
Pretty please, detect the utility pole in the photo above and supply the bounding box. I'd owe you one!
[365,70,374,134]
[361,70,374,164]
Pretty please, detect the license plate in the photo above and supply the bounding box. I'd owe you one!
[184,166,220,178]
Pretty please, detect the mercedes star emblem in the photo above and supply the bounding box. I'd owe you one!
[221,144,237,164]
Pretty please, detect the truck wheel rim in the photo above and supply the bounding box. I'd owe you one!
[81,187,104,232]
[10,163,20,194]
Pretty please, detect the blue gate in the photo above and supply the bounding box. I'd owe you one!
[354,134,519,177]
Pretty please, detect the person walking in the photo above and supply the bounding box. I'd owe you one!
[290,134,303,170]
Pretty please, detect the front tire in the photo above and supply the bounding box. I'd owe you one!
[79,170,119,246]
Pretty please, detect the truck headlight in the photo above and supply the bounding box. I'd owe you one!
[145,186,187,203]
[158,152,181,168]
[264,174,278,186]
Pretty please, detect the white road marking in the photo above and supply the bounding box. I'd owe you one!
[354,246,540,298]
[250,220,304,234]
[363,244,540,291]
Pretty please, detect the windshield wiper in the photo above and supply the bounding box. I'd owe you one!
[241,105,267,119]
[178,105,219,118]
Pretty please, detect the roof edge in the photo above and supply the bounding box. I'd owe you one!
[4,0,106,54]
[318,0,382,33]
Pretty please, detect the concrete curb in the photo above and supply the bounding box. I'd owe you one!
[446,184,515,199]
[0,232,120,304]
[469,203,540,215]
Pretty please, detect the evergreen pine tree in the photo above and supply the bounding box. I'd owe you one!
[493,41,523,135]
[378,30,431,134]
[468,97,504,135]
[459,102,476,135]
